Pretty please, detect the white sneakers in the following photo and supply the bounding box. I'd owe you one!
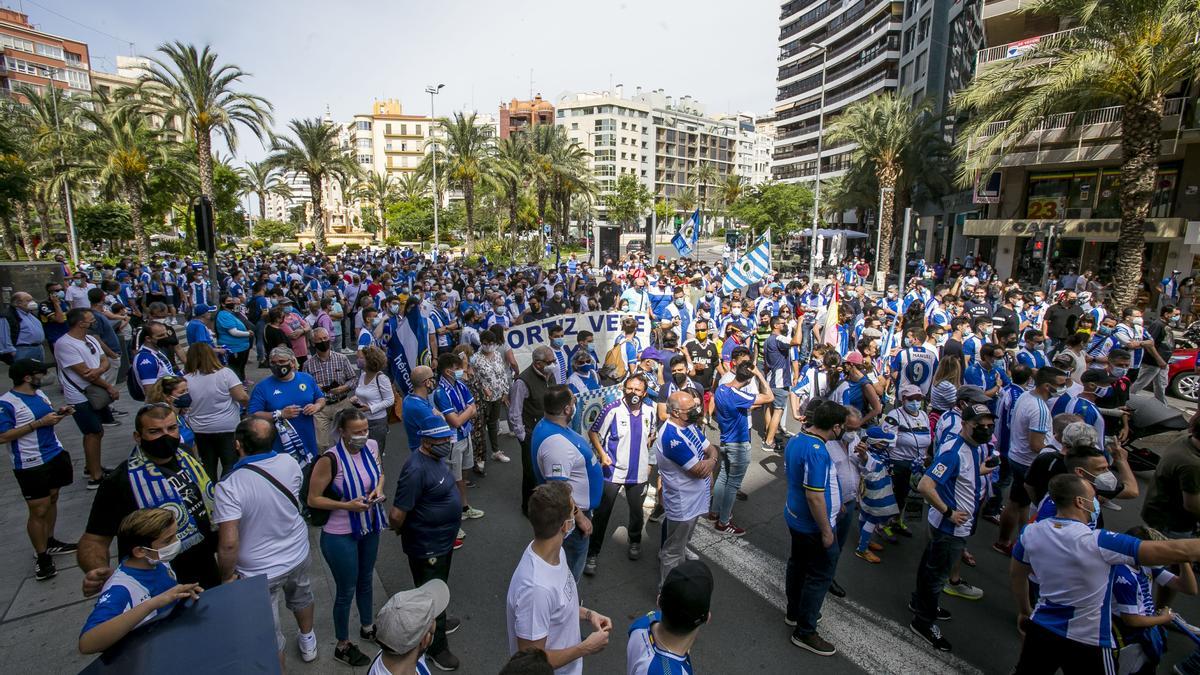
[491,451,511,463]
[297,631,318,662]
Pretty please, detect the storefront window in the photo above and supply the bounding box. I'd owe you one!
[1026,166,1179,219]
[1094,171,1120,218]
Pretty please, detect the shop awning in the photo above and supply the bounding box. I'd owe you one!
[962,218,1186,241]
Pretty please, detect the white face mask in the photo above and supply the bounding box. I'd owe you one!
[25,300,38,312]
[146,538,182,564]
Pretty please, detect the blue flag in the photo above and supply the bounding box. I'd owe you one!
[385,305,429,395]
[722,232,772,294]
[671,209,701,257]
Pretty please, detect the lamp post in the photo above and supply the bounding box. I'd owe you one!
[873,186,894,291]
[40,67,80,266]
[425,83,444,257]
[807,43,829,282]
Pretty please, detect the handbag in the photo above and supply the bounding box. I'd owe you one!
[64,365,113,411]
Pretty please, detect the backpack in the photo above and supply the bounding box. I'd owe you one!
[604,341,628,380]
[246,297,263,324]
[126,367,146,402]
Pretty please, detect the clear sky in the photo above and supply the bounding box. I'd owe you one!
[17,0,778,161]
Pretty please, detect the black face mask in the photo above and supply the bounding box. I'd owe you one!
[971,425,995,444]
[686,407,703,425]
[270,364,292,379]
[158,333,179,347]
[428,440,453,459]
[314,341,331,353]
[672,372,688,387]
[141,433,181,459]
[624,393,642,408]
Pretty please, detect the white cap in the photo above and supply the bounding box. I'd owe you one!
[375,580,450,654]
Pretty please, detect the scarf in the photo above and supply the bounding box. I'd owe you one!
[127,447,214,551]
[275,419,312,467]
[328,441,387,538]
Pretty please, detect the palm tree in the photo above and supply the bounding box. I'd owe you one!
[694,161,719,235]
[395,172,430,203]
[357,172,397,240]
[718,174,747,230]
[549,137,594,242]
[955,0,1200,309]
[674,186,697,216]
[826,92,944,284]
[11,85,82,259]
[78,98,186,260]
[432,112,493,251]
[138,41,273,202]
[241,160,292,220]
[488,136,532,247]
[0,110,35,259]
[266,118,356,252]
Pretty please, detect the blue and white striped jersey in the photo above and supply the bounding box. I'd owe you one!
[890,346,939,397]
[590,401,654,485]
[1013,519,1141,648]
[626,611,694,675]
[925,434,984,537]
[0,389,64,469]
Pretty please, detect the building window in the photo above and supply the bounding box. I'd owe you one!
[0,35,34,53]
[903,27,915,55]
[415,124,422,135]
[900,63,911,86]
[1026,168,1178,219]
[917,14,931,43]
[66,69,88,89]
[571,122,578,130]
[356,121,371,131]
[357,138,372,149]
[385,123,392,134]
[915,50,928,79]
[399,124,406,135]
[35,43,64,59]
[359,154,373,165]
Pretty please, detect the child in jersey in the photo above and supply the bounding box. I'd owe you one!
[1112,526,1198,675]
[627,560,713,675]
[78,507,201,654]
[854,427,899,563]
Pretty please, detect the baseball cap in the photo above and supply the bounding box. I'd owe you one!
[639,347,662,362]
[844,351,864,365]
[9,358,49,383]
[1081,369,1117,386]
[956,385,990,404]
[900,384,923,400]
[1052,352,1076,370]
[375,580,450,655]
[659,560,713,631]
[861,327,883,339]
[961,403,997,422]
[865,425,896,444]
[192,303,213,317]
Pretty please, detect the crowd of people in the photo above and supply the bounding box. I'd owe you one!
[4,244,1200,674]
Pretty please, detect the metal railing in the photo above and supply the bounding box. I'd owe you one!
[781,0,822,20]
[823,68,895,106]
[979,97,1187,138]
[976,27,1083,66]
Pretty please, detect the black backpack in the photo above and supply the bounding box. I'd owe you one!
[246,297,263,324]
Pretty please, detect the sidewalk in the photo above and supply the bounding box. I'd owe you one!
[0,369,385,673]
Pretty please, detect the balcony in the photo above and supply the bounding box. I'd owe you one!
[982,0,1029,21]
[976,27,1082,67]
[977,97,1186,140]
[781,0,821,20]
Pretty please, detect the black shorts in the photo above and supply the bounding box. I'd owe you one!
[1009,460,1032,507]
[14,450,73,500]
[72,402,111,436]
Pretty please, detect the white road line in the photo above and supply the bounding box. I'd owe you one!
[690,526,984,675]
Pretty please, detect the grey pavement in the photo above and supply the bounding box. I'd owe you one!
[5,358,1200,674]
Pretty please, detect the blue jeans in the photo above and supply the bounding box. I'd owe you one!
[712,442,751,524]
[14,345,43,362]
[254,318,267,361]
[562,510,592,582]
[785,527,840,635]
[319,529,380,641]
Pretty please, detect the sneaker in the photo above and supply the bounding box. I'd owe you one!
[111,408,129,417]
[628,542,641,560]
[1101,500,1122,511]
[828,579,846,598]
[101,419,120,427]
[462,506,485,520]
[360,624,376,641]
[492,451,511,463]
[428,648,460,671]
[584,555,597,576]
[453,537,464,550]
[881,525,900,544]
[458,528,466,539]
[34,554,56,581]
[982,513,1001,526]
[334,642,370,667]
[648,506,665,523]
[472,463,486,477]
[45,538,78,556]
[684,547,700,561]
[736,490,748,502]
[867,541,884,552]
[297,632,318,662]
[444,616,461,635]
[855,549,881,563]
[943,579,984,600]
[704,511,718,522]
[895,521,913,537]
[713,521,746,536]
[791,631,837,656]
[907,602,953,621]
[784,615,798,627]
[909,621,952,651]
[464,479,477,488]
[87,477,102,490]
[991,541,1014,557]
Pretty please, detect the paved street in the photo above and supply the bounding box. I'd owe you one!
[4,359,1200,674]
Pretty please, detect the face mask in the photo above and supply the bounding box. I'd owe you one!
[388,303,401,315]
[686,407,704,425]
[145,538,182,564]
[624,393,642,408]
[1078,497,1099,517]
[1111,366,1127,378]
[346,433,370,451]
[428,440,453,458]
[1097,326,1113,336]
[563,518,576,538]
[903,400,921,414]
[314,341,331,352]
[705,293,714,300]
[453,368,465,380]
[55,290,66,301]
[172,393,193,409]
[24,300,38,312]
[578,363,594,374]
[970,425,994,444]
[903,337,914,348]
[482,344,496,354]
[672,372,688,387]
[1051,385,1068,397]
[935,334,948,346]
[696,331,708,341]
[674,298,685,307]
[1087,469,1122,498]
[140,433,181,460]
[551,338,565,348]
[158,333,180,347]
[271,364,292,379]
[1013,301,1024,311]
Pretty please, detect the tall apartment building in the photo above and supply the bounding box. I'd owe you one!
[715,112,776,186]
[499,95,554,138]
[0,8,90,101]
[956,1,1200,284]
[772,0,902,184]
[349,99,438,179]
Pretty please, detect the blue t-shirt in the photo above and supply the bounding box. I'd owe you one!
[215,310,250,353]
[392,450,462,557]
[402,394,451,451]
[134,346,178,387]
[246,372,324,458]
[81,561,178,636]
[185,319,213,346]
[627,610,694,674]
[783,432,840,534]
[531,419,604,511]
[713,383,756,444]
[0,389,64,469]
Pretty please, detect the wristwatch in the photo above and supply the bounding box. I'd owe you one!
[943,506,954,519]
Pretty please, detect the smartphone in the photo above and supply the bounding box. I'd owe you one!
[984,455,1000,468]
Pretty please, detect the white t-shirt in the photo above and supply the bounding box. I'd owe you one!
[212,453,309,579]
[184,368,244,434]
[506,542,581,675]
[66,283,94,309]
[1009,391,1051,468]
[53,333,102,405]
[536,435,595,511]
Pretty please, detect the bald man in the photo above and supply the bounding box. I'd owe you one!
[5,291,47,363]
[656,390,717,586]
[510,345,558,514]
[303,326,357,451]
[402,365,443,452]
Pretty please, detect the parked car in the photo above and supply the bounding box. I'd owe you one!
[1168,348,1200,402]
[626,240,644,254]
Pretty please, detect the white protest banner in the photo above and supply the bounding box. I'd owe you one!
[505,311,653,372]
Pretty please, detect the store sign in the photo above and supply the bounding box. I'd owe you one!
[1005,36,1042,59]
[963,218,1186,241]
[973,171,1002,204]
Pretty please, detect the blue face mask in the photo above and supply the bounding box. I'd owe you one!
[551,337,565,348]
[674,298,685,307]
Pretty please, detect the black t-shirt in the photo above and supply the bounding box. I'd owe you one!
[265,324,288,352]
[1148,319,1174,362]
[685,340,720,388]
[392,451,463,558]
[963,300,993,322]
[1025,450,1066,505]
[992,306,1019,334]
[86,457,219,587]
[942,338,965,370]
[1044,303,1083,339]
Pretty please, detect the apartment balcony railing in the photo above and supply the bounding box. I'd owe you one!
[823,69,895,106]
[978,97,1186,139]
[780,0,839,41]
[781,0,822,20]
[976,27,1083,67]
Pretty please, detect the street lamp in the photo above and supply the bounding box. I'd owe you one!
[425,83,444,256]
[807,43,829,282]
[39,67,80,267]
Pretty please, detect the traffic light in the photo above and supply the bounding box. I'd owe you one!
[194,196,216,256]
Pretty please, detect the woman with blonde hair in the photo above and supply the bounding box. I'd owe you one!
[348,345,393,453]
[144,375,196,459]
[181,342,248,479]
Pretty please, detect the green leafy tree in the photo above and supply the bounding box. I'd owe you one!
[252,218,296,244]
[357,172,397,240]
[694,161,719,233]
[9,86,83,258]
[384,198,434,241]
[730,182,814,240]
[605,174,651,229]
[955,0,1200,309]
[488,136,532,249]
[433,112,493,251]
[242,160,292,220]
[138,42,273,203]
[674,186,697,215]
[75,202,133,246]
[265,118,357,252]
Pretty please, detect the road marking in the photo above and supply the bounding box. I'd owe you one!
[690,526,984,675]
